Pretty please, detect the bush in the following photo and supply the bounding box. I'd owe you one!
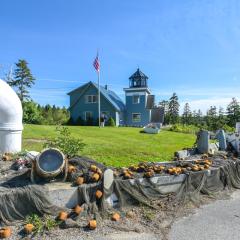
[168,124,200,134]
[86,117,94,126]
[107,117,115,127]
[76,116,85,126]
[221,124,235,133]
[44,126,85,158]
[67,117,75,125]
[23,101,43,124]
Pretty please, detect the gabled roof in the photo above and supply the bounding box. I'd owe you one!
[129,68,148,80]
[68,81,125,112]
[91,82,125,112]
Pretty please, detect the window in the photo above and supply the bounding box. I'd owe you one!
[132,113,141,122]
[85,111,92,120]
[133,95,140,104]
[86,95,97,103]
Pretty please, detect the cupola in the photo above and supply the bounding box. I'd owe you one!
[129,68,148,88]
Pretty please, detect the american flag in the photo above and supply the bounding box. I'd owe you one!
[93,54,100,72]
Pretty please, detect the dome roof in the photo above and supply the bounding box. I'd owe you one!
[129,68,148,80]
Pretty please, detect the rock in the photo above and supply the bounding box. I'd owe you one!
[174,150,189,160]
[197,130,210,154]
[104,169,114,190]
[59,218,79,229]
[216,130,227,151]
[126,210,136,218]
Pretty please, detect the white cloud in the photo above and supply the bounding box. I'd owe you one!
[154,86,240,114]
[179,97,237,114]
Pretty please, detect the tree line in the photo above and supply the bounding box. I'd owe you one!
[159,93,240,131]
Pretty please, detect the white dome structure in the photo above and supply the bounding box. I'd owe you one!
[0,79,23,153]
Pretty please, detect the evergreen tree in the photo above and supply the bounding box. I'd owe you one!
[205,106,218,130]
[217,107,227,129]
[159,100,169,112]
[226,98,240,127]
[159,100,170,124]
[168,93,180,124]
[182,102,192,125]
[7,59,35,102]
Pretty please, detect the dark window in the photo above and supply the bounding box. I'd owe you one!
[86,95,97,103]
[132,113,141,122]
[85,111,92,120]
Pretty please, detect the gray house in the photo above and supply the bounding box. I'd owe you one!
[68,68,164,126]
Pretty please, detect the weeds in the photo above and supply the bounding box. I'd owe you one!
[44,126,85,158]
[25,214,60,234]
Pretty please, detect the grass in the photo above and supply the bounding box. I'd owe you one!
[23,124,196,167]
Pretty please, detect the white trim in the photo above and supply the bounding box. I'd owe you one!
[85,111,93,120]
[126,92,146,96]
[115,112,119,126]
[132,113,141,122]
[124,87,151,94]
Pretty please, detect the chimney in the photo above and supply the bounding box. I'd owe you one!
[105,85,108,90]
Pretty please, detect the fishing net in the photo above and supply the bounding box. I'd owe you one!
[0,169,61,225]
[1,153,240,234]
[111,159,240,208]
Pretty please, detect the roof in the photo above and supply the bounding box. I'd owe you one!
[68,81,125,112]
[91,82,125,112]
[129,68,148,80]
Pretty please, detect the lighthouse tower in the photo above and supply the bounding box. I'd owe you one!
[123,68,152,126]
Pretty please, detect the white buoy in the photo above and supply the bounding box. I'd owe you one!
[0,79,23,153]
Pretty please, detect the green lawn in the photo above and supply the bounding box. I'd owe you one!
[23,124,195,167]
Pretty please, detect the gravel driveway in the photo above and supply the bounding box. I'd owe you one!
[93,190,240,240]
[169,190,240,240]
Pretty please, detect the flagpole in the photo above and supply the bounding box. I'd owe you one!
[98,70,101,128]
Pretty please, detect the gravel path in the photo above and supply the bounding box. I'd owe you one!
[169,190,240,240]
[89,190,240,240]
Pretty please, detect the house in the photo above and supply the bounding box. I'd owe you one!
[68,68,164,126]
[67,81,125,126]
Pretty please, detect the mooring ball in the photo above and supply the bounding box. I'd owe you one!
[36,148,65,178]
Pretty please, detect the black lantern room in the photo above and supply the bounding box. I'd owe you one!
[129,68,148,88]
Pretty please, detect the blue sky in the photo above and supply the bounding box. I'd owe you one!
[0,0,240,113]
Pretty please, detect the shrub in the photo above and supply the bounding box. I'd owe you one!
[67,117,75,126]
[221,124,235,133]
[76,116,85,126]
[168,124,200,134]
[23,101,43,124]
[108,117,115,127]
[86,117,94,126]
[44,126,85,158]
